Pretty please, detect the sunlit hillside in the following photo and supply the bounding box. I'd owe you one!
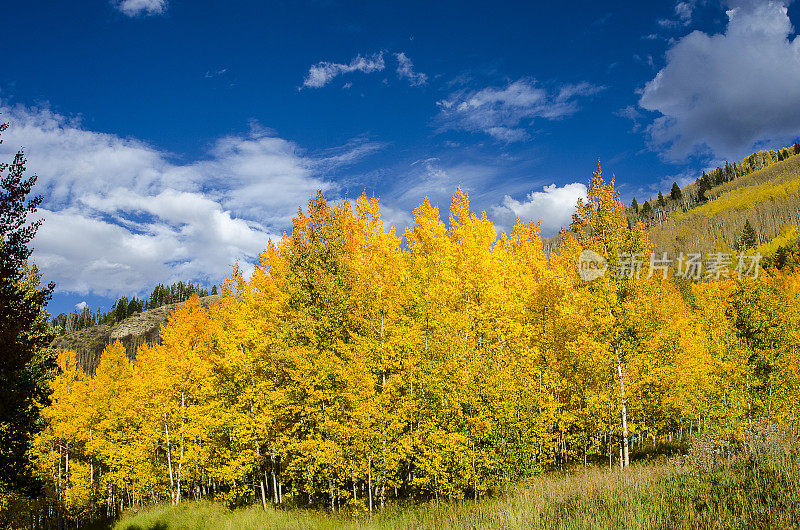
[646,152,800,256]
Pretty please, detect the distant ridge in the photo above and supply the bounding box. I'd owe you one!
[50,294,223,375]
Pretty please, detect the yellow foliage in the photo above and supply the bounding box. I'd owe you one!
[32,178,800,524]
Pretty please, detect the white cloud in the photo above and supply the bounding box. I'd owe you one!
[616,105,644,131]
[437,79,603,141]
[33,191,271,295]
[0,104,167,207]
[1,103,380,296]
[112,0,167,17]
[75,301,88,311]
[658,1,695,28]
[640,0,800,160]
[675,2,694,23]
[301,53,385,89]
[394,158,502,210]
[492,183,587,236]
[395,53,428,86]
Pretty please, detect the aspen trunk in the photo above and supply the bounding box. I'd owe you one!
[177,392,185,504]
[164,412,175,504]
[615,350,630,468]
[368,452,373,513]
[472,441,477,502]
[271,452,278,504]
[259,479,268,511]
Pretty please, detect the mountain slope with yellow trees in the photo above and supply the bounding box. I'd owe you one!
[15,170,800,529]
[639,147,800,257]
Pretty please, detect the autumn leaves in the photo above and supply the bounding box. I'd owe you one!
[35,176,800,520]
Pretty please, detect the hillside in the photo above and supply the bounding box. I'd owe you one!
[642,153,800,257]
[50,294,223,375]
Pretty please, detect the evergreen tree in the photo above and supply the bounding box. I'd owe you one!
[670,182,682,201]
[631,197,638,214]
[114,296,129,322]
[641,200,652,216]
[741,220,758,250]
[0,124,56,496]
[211,285,218,295]
[657,191,665,208]
[698,173,711,202]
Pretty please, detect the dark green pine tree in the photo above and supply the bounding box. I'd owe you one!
[631,197,639,214]
[211,285,218,295]
[741,220,758,250]
[641,201,652,216]
[0,125,56,496]
[114,296,128,322]
[698,172,711,202]
[670,182,682,201]
[657,191,666,208]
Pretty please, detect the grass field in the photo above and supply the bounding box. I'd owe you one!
[114,424,800,530]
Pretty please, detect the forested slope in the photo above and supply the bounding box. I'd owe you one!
[49,294,222,375]
[646,153,800,256]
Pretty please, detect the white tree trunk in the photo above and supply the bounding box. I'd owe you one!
[164,412,175,504]
[615,350,630,468]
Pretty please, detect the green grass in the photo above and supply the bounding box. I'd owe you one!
[115,426,800,530]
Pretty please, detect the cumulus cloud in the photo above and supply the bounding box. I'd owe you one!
[75,301,87,311]
[395,53,428,86]
[301,53,385,89]
[34,192,270,295]
[437,79,603,141]
[0,103,380,296]
[492,183,587,236]
[640,0,800,160]
[112,0,167,17]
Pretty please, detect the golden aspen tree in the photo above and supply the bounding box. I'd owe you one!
[35,182,800,524]
[135,296,214,505]
[564,165,652,468]
[89,342,139,518]
[692,279,752,436]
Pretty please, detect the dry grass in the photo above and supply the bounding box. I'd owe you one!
[115,423,800,529]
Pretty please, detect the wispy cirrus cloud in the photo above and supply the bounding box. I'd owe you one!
[436,79,603,142]
[301,52,386,89]
[658,1,695,28]
[111,0,167,17]
[395,53,427,86]
[301,52,428,89]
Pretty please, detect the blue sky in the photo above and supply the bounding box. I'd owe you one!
[2,0,800,316]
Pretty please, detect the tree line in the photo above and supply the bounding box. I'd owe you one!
[630,143,800,225]
[645,151,800,258]
[51,282,219,334]
[21,173,800,527]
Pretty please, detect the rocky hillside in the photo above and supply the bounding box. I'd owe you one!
[50,295,223,375]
